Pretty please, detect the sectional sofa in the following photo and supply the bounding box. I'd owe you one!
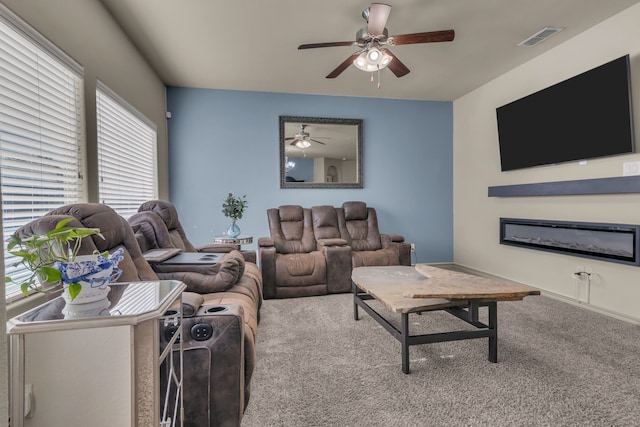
[15,202,261,427]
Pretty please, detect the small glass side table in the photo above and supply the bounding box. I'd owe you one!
[213,235,253,247]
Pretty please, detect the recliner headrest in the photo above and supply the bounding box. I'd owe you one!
[342,201,367,221]
[46,203,127,253]
[16,214,101,255]
[138,200,180,230]
[311,205,338,228]
[128,212,163,253]
[278,205,304,222]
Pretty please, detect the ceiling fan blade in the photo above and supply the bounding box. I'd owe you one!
[310,139,326,145]
[326,52,361,78]
[367,3,392,36]
[298,41,354,49]
[385,50,410,77]
[389,30,455,46]
[285,137,295,140]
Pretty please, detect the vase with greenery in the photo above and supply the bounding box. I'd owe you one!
[5,217,123,303]
[221,193,247,238]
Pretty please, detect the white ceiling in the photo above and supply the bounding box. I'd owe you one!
[283,121,358,160]
[98,0,640,101]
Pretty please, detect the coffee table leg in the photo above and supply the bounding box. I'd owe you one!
[352,283,359,321]
[401,313,410,374]
[488,301,498,363]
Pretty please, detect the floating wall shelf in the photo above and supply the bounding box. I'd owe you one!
[488,175,640,197]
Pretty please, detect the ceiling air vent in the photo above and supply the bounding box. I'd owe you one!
[517,27,564,47]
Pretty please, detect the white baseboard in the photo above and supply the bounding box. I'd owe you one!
[424,262,640,325]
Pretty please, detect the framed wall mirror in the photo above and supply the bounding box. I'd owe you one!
[280,116,363,189]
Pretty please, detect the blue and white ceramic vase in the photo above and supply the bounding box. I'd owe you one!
[226,220,241,238]
[55,248,124,305]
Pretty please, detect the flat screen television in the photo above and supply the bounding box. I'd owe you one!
[496,55,635,172]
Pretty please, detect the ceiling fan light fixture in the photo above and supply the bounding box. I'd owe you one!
[380,49,392,66]
[295,139,311,149]
[353,47,392,72]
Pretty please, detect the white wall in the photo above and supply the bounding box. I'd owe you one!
[454,3,640,322]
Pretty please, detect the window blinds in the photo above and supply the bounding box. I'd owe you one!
[0,6,85,299]
[96,81,157,219]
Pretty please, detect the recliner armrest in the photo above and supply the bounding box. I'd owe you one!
[381,235,411,266]
[160,303,247,426]
[197,243,240,252]
[317,238,348,249]
[258,246,276,299]
[258,237,274,247]
[176,291,204,317]
[382,233,405,243]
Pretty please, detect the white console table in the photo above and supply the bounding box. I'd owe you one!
[7,280,186,427]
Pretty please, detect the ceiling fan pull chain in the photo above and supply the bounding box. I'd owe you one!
[377,66,381,89]
[370,72,374,83]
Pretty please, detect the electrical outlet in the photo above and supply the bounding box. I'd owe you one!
[623,161,640,176]
[410,243,416,252]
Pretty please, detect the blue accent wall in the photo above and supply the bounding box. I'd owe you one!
[166,88,453,263]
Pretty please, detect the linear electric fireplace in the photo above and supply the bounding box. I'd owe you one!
[500,218,640,266]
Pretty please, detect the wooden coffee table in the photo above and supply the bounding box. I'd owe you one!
[351,264,540,373]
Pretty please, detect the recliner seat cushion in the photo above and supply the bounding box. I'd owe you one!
[352,249,400,267]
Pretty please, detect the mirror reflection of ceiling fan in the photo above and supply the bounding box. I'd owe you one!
[298,3,455,86]
[285,124,330,149]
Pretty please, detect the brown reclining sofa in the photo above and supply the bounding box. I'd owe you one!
[259,201,411,299]
[16,203,261,427]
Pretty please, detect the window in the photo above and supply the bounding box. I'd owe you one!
[96,81,157,219]
[0,5,85,300]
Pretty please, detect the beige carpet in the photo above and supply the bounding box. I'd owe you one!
[241,291,640,426]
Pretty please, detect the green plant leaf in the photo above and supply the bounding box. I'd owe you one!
[67,282,81,301]
[37,266,62,283]
[20,283,32,296]
[222,193,248,220]
[6,235,21,251]
[54,217,74,230]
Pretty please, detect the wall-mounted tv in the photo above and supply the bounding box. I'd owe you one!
[496,55,635,172]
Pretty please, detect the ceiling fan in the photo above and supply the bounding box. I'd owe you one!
[298,3,455,81]
[285,124,330,148]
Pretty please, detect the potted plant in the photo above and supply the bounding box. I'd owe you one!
[221,193,248,238]
[5,217,123,303]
